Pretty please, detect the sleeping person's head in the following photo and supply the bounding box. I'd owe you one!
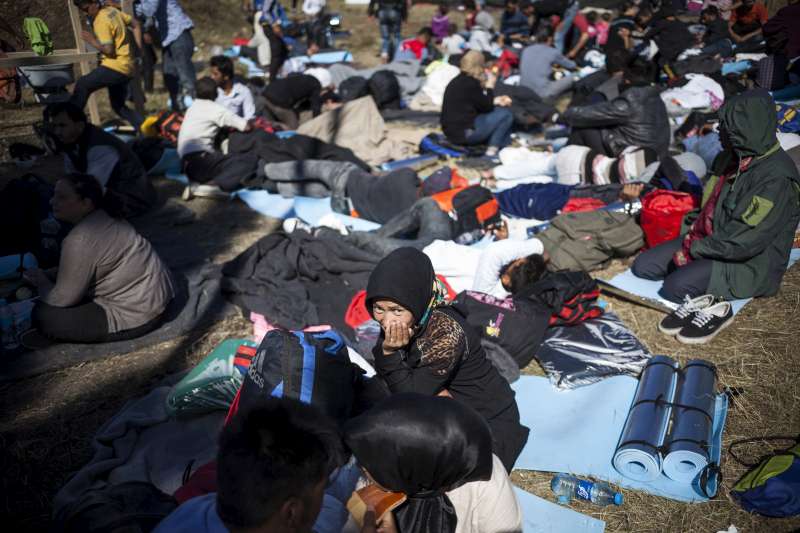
[52,173,103,224]
[500,253,548,293]
[216,397,344,533]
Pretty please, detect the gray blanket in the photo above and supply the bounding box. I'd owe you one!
[52,373,224,527]
[328,59,424,100]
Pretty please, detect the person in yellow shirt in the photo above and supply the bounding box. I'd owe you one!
[70,0,144,131]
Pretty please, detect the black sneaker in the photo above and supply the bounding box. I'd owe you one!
[676,301,734,344]
[658,294,716,335]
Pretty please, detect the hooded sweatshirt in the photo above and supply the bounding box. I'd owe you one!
[687,89,800,299]
[365,248,529,472]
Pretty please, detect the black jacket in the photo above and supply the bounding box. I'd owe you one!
[441,73,495,144]
[644,18,693,62]
[561,85,670,156]
[264,74,324,116]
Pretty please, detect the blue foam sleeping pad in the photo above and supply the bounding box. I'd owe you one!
[605,248,800,314]
[513,487,605,533]
[511,375,728,502]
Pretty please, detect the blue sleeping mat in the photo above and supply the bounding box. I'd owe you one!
[147,147,181,176]
[606,248,800,314]
[511,375,728,502]
[513,487,605,533]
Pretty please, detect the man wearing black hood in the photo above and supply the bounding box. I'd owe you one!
[365,247,530,472]
[642,6,693,68]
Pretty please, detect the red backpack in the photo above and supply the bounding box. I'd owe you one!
[640,190,698,249]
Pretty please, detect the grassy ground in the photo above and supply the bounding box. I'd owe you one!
[2,1,800,532]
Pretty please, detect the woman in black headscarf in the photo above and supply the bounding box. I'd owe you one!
[365,247,529,472]
[344,394,522,533]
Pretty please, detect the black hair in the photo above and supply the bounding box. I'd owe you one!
[72,0,95,7]
[506,0,519,6]
[195,76,219,100]
[62,172,104,209]
[210,55,235,80]
[535,24,555,43]
[701,5,719,17]
[217,397,345,529]
[502,254,548,294]
[635,9,653,27]
[464,0,476,10]
[418,26,434,38]
[623,59,656,86]
[605,48,631,74]
[44,102,87,124]
[586,11,598,23]
[448,22,458,35]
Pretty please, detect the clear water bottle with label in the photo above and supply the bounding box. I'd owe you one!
[551,474,623,506]
[0,299,19,351]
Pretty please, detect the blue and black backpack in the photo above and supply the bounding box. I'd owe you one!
[730,435,800,517]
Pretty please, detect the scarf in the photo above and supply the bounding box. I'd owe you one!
[343,394,494,533]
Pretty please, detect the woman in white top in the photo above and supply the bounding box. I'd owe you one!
[344,394,522,533]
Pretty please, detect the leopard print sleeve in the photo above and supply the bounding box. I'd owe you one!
[414,309,468,377]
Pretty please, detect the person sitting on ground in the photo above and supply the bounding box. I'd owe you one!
[467,10,500,54]
[558,63,669,157]
[519,26,577,102]
[45,102,156,218]
[632,89,800,307]
[564,8,593,60]
[431,4,451,42]
[500,0,531,43]
[700,6,734,57]
[464,0,479,32]
[728,0,768,52]
[262,68,336,130]
[153,397,364,533]
[441,51,514,157]
[595,12,611,46]
[642,6,694,68]
[762,0,800,60]
[441,23,466,55]
[364,248,530,471]
[604,3,637,56]
[177,77,259,190]
[70,0,144,132]
[344,394,523,532]
[24,173,173,344]
[209,55,256,120]
[396,26,434,62]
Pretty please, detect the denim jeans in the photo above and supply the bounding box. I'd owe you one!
[163,29,197,108]
[554,1,579,54]
[465,108,514,149]
[378,8,402,58]
[701,38,733,58]
[262,160,358,213]
[344,197,453,256]
[70,66,143,132]
[631,238,713,303]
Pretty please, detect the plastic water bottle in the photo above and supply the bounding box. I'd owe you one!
[551,474,623,506]
[0,299,19,351]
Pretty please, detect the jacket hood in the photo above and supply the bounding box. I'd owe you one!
[366,247,434,323]
[719,89,778,158]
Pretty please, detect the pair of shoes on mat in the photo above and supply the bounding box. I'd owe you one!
[659,294,734,344]
[282,215,350,236]
[181,183,228,201]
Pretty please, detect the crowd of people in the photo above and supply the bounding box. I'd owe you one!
[2,0,800,530]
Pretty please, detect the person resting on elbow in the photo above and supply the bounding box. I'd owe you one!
[365,247,529,471]
[26,173,174,344]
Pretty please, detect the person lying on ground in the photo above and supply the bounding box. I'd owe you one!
[700,6,734,58]
[260,160,420,224]
[441,51,514,158]
[177,77,260,189]
[24,173,173,344]
[209,55,256,120]
[154,397,376,533]
[633,89,800,303]
[262,68,337,130]
[519,25,577,102]
[472,239,547,297]
[344,394,523,533]
[364,248,530,471]
[70,0,145,132]
[467,10,501,55]
[312,185,505,257]
[728,0,768,52]
[395,26,434,62]
[44,102,156,218]
[558,63,669,157]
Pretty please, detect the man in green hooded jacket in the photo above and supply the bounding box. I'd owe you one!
[633,89,800,303]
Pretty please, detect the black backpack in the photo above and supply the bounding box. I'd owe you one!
[368,70,401,110]
[450,185,502,236]
[339,75,370,102]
